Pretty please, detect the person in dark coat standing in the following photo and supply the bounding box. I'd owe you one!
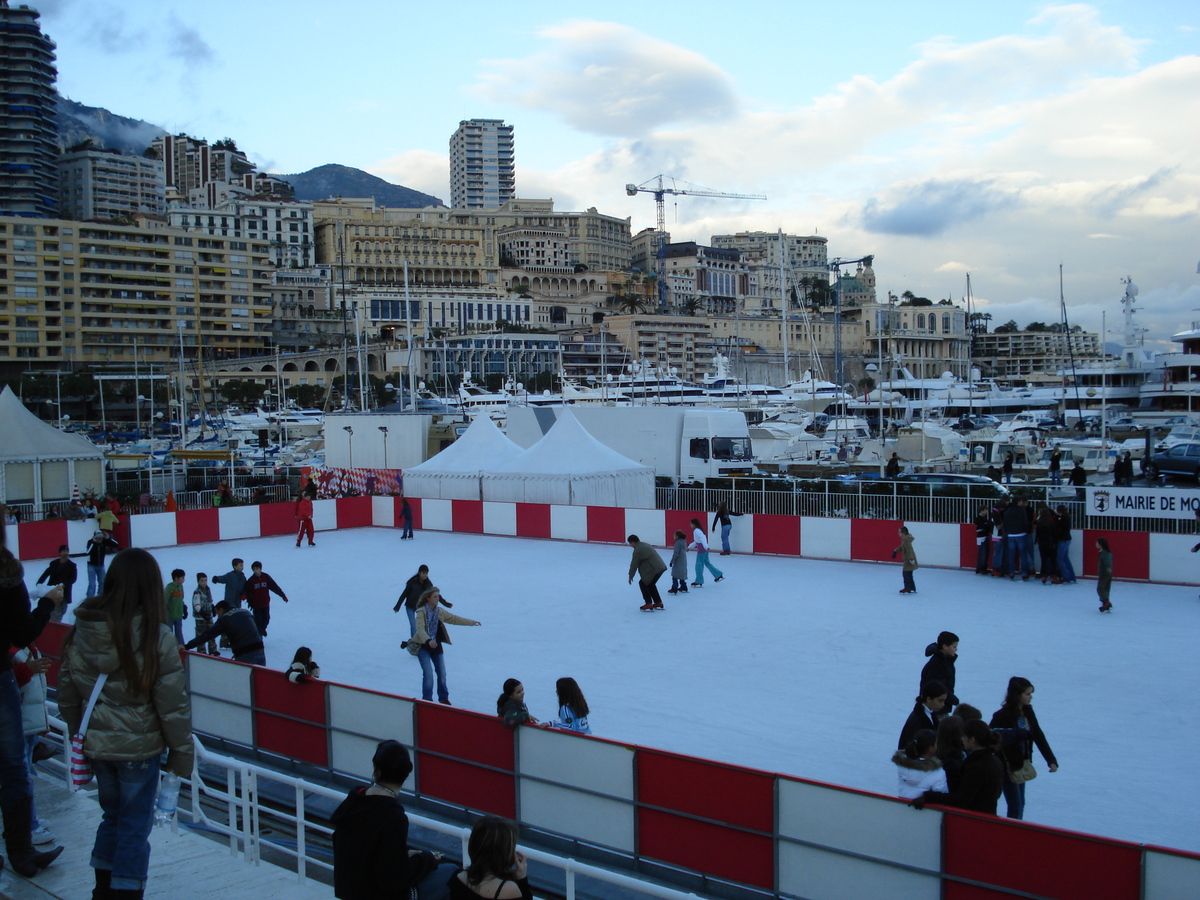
[885,453,901,478]
[988,676,1058,820]
[973,507,993,574]
[1001,499,1029,580]
[711,501,743,555]
[1002,451,1014,484]
[1055,505,1077,583]
[36,544,77,622]
[1048,447,1062,485]
[627,535,668,611]
[332,740,456,900]
[910,720,1004,815]
[920,632,959,719]
[393,565,453,636]
[898,680,947,749]
[399,497,414,540]
[185,601,266,666]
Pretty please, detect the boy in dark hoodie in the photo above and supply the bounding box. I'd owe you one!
[920,631,959,721]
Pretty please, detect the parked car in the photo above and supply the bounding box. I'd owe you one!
[1146,442,1200,481]
[900,473,1011,496]
[953,415,1002,431]
[1161,416,1199,428]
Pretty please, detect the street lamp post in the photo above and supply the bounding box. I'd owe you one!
[378,426,389,470]
[343,425,354,468]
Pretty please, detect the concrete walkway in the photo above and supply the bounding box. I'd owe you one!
[0,772,332,900]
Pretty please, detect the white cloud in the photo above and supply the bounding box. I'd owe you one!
[368,150,451,204]
[472,21,736,137]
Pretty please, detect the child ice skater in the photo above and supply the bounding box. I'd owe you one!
[1096,537,1113,612]
[192,572,218,654]
[894,526,918,594]
[668,530,689,595]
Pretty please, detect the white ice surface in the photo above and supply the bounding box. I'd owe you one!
[35,526,1200,853]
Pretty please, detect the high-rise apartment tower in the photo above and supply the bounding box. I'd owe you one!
[449,119,514,209]
[0,0,58,217]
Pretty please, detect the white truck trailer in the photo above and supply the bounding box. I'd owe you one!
[505,405,753,484]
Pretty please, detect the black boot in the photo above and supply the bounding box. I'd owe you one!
[2,797,64,877]
[109,890,144,899]
[93,867,112,899]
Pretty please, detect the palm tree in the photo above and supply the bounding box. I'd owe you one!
[618,294,648,315]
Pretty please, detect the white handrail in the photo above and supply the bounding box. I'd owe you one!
[188,737,708,900]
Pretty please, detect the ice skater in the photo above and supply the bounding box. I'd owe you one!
[1096,537,1113,612]
[294,484,315,547]
[191,572,217,655]
[627,534,667,610]
[550,677,591,734]
[212,558,247,608]
[898,680,947,749]
[399,497,414,539]
[688,518,723,587]
[405,587,480,705]
[245,561,289,637]
[668,530,689,595]
[80,530,120,598]
[394,564,452,636]
[711,501,743,555]
[165,567,188,645]
[287,647,321,683]
[920,631,958,719]
[893,526,918,594]
[36,544,77,622]
[989,676,1058,819]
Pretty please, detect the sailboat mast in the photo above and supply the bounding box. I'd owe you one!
[778,229,789,385]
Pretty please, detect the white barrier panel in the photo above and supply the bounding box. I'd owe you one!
[313,498,338,532]
[1148,533,1200,585]
[421,499,453,532]
[8,523,18,559]
[801,517,851,560]
[483,501,517,536]
[328,685,415,776]
[66,519,95,553]
[777,779,941,872]
[1144,848,1200,900]
[218,505,260,541]
[550,505,588,541]
[907,522,960,568]
[519,778,636,854]
[778,842,941,900]
[371,495,394,528]
[728,516,754,555]
[518,727,635,800]
[623,508,664,545]
[128,511,177,550]
[187,654,254,745]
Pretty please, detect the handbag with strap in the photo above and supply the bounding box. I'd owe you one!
[69,673,108,790]
[1008,759,1037,784]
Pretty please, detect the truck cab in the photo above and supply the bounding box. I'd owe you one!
[682,410,753,482]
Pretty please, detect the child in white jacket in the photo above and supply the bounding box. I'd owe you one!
[892,729,947,799]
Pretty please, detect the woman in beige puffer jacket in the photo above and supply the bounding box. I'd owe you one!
[58,548,192,898]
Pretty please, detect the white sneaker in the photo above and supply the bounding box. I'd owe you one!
[31,826,56,846]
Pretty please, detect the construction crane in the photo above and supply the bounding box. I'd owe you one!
[625,176,766,311]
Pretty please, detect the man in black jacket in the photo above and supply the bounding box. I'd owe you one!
[36,545,77,622]
[185,601,264,665]
[920,632,959,720]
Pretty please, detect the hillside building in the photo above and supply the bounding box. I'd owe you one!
[57,149,165,221]
[0,0,58,217]
[972,328,1100,379]
[449,119,514,209]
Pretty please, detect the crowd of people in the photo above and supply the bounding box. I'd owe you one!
[894,631,1059,820]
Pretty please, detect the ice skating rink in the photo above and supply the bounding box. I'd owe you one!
[44,526,1200,852]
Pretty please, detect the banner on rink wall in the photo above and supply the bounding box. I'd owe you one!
[1086,487,1200,520]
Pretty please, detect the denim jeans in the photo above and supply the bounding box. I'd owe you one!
[1001,775,1026,819]
[1023,533,1036,576]
[1056,539,1076,582]
[234,648,266,666]
[418,647,449,703]
[23,733,43,831]
[91,756,161,891]
[997,536,1009,575]
[87,563,105,597]
[693,551,723,585]
[902,570,916,592]
[720,523,732,553]
[170,619,185,645]
[0,671,33,807]
[418,861,459,900]
[975,540,991,573]
[1006,535,1025,576]
[405,606,417,637]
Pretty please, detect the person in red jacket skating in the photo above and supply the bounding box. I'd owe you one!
[245,561,289,637]
[294,484,315,547]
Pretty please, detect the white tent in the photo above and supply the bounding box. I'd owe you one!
[401,414,523,500]
[481,409,654,507]
[0,386,105,509]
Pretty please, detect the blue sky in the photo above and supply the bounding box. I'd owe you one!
[36,1,1200,345]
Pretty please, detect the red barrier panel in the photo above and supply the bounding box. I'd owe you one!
[414,704,515,818]
[515,502,551,539]
[943,812,1142,900]
[752,514,801,556]
[1082,529,1149,579]
[408,496,422,531]
[336,496,372,529]
[451,499,484,534]
[252,668,329,767]
[176,508,220,544]
[587,506,625,544]
[637,748,775,886]
[960,523,979,569]
[664,509,703,548]
[258,501,296,537]
[17,519,67,561]
[111,515,131,550]
[850,518,902,562]
[638,807,774,890]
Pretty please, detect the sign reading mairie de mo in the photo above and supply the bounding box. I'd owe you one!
[1086,487,1200,519]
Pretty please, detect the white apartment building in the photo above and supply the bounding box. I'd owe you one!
[449,119,515,210]
[58,149,166,221]
[168,197,315,269]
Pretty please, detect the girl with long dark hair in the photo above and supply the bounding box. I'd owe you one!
[448,816,532,899]
[550,677,591,734]
[988,676,1058,819]
[58,548,193,898]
